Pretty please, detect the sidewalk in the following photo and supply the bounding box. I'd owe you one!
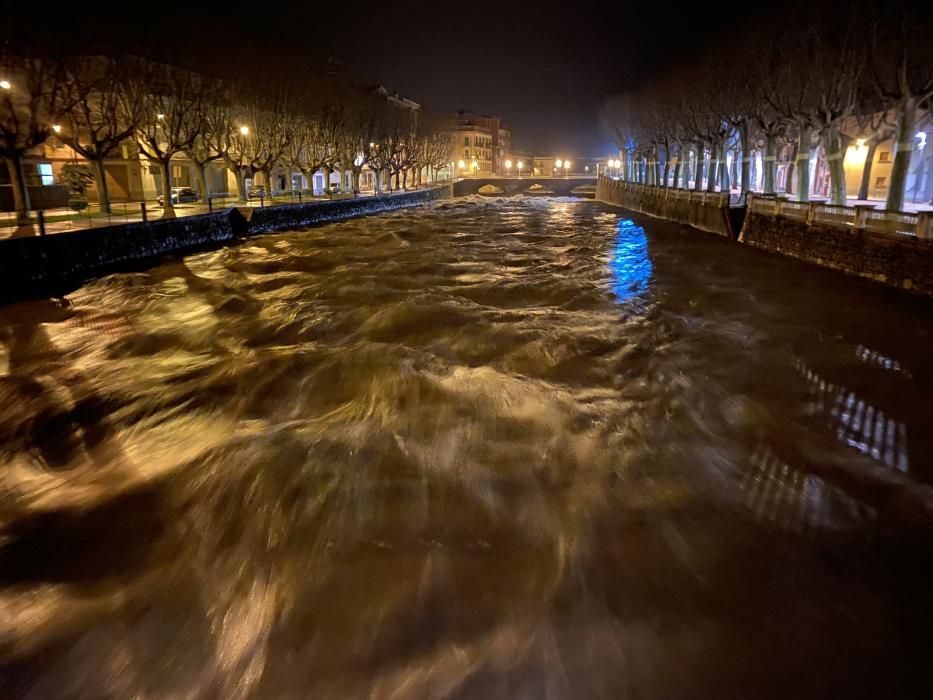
[0,189,392,239]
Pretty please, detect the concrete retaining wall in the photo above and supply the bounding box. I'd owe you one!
[596,177,735,238]
[741,211,933,297]
[0,186,450,303]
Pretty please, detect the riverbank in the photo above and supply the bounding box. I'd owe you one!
[0,185,450,303]
[597,176,933,298]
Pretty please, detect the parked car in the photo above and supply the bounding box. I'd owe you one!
[247,185,266,200]
[157,187,199,206]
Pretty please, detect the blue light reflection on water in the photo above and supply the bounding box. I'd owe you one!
[609,218,653,303]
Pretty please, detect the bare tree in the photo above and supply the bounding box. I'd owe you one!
[0,54,71,226]
[866,0,933,210]
[60,55,142,213]
[127,64,208,218]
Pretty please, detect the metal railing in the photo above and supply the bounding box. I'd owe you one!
[747,193,931,240]
[0,187,398,239]
[812,203,856,228]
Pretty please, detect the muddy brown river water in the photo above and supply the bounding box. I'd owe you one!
[1,197,932,698]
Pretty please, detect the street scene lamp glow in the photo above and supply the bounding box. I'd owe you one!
[157,113,165,120]
[505,159,512,170]
[0,79,10,90]
[458,160,466,169]
[240,126,249,135]
[555,159,563,168]
[51,124,61,134]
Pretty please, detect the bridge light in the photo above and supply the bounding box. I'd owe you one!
[458,160,466,169]
[555,159,563,168]
[505,159,512,170]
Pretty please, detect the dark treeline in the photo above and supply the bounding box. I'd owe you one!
[0,26,454,224]
[600,0,933,210]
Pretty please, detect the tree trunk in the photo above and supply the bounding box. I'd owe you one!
[707,144,719,192]
[232,166,247,202]
[195,162,210,205]
[886,97,917,212]
[694,144,706,191]
[795,124,812,202]
[402,169,408,190]
[822,125,847,206]
[739,121,751,193]
[93,158,112,214]
[352,169,361,194]
[159,160,175,219]
[857,140,879,201]
[322,166,332,194]
[763,134,777,195]
[5,155,32,226]
[721,142,732,192]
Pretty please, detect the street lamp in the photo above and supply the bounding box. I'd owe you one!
[0,79,10,90]
[240,125,250,136]
[564,160,571,176]
[157,113,165,120]
[51,124,62,134]
[517,160,524,177]
[458,159,466,176]
[505,159,512,175]
[555,158,563,171]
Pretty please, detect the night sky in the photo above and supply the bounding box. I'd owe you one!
[6,0,753,158]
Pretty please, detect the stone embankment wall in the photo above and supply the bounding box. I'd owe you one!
[596,177,735,238]
[741,211,933,297]
[0,186,450,303]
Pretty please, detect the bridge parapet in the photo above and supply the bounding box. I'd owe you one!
[452,177,597,197]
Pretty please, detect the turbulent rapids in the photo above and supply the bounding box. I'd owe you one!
[1,197,932,699]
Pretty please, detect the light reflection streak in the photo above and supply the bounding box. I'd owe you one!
[794,358,909,472]
[609,219,652,303]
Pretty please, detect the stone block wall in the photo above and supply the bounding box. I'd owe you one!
[741,212,933,297]
[0,186,450,303]
[596,177,734,238]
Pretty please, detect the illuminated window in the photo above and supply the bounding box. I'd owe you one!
[37,163,54,186]
[878,151,891,163]
[875,176,887,187]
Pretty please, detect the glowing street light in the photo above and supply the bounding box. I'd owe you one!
[240,125,250,136]
[555,158,563,170]
[505,159,512,175]
[517,160,524,177]
[564,160,571,176]
[51,124,62,134]
[0,79,10,90]
[157,113,165,120]
[458,159,466,173]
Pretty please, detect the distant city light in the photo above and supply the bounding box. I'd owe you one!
[505,159,512,169]
[51,124,61,133]
[239,126,249,135]
[458,160,466,168]
[856,138,866,148]
[157,113,165,120]
[0,79,10,90]
[555,159,563,168]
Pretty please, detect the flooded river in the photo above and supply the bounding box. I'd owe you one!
[1,197,932,698]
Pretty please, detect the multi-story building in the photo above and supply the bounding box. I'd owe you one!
[448,110,511,176]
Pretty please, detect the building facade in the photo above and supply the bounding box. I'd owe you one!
[448,110,511,176]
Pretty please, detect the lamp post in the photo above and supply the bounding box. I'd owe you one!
[505,159,512,176]
[564,160,571,176]
[555,158,563,175]
[0,79,10,90]
[458,159,466,177]
[471,160,478,176]
[517,160,524,178]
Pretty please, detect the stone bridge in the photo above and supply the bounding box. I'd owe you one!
[452,176,597,197]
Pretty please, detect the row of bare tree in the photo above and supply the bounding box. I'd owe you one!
[1,54,455,223]
[599,1,933,210]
